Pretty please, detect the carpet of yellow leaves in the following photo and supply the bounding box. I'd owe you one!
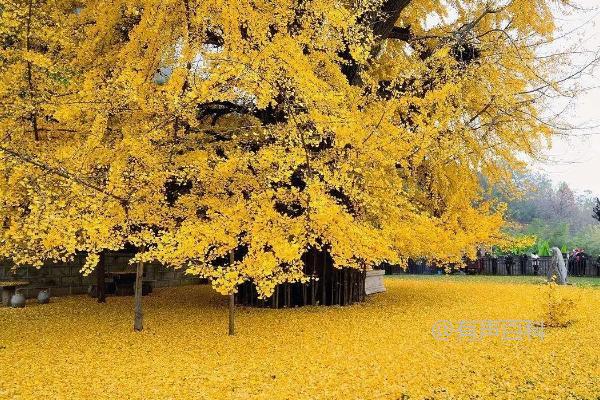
[1,277,599,400]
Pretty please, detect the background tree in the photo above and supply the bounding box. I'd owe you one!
[494,170,600,255]
[552,182,577,220]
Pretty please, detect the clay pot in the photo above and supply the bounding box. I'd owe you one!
[37,289,50,304]
[10,292,26,308]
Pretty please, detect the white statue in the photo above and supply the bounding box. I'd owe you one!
[548,247,568,285]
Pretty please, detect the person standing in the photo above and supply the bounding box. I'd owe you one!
[531,254,540,276]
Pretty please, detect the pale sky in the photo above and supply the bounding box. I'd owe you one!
[539,0,600,196]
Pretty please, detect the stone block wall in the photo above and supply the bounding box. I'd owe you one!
[0,252,201,298]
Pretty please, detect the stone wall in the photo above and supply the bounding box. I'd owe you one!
[0,252,201,298]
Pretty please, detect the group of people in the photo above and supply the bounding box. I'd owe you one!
[567,248,588,276]
[569,248,587,262]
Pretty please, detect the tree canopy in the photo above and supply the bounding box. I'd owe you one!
[0,0,580,297]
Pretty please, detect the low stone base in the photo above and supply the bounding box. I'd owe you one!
[365,269,386,295]
[1,288,15,306]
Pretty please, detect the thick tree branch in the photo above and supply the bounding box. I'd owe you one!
[372,0,413,40]
[389,26,411,41]
[342,0,413,84]
[197,100,286,126]
[25,0,39,141]
[0,145,128,204]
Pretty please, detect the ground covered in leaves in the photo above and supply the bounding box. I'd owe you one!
[1,276,599,399]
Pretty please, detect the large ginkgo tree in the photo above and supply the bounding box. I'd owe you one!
[0,0,582,326]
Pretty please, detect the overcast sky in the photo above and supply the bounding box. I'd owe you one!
[539,0,600,195]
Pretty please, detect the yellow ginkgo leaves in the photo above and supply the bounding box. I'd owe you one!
[0,276,598,399]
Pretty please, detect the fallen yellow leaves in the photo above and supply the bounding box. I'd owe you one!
[1,277,599,399]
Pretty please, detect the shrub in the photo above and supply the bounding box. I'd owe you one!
[542,278,576,327]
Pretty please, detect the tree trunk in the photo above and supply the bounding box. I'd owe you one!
[133,259,144,331]
[97,251,106,303]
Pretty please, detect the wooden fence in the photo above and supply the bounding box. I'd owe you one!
[385,255,600,277]
[475,255,600,276]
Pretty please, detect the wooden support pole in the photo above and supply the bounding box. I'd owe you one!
[331,268,335,305]
[349,270,354,303]
[302,282,307,306]
[228,293,235,336]
[337,269,341,305]
[321,251,327,306]
[337,269,342,305]
[229,250,235,336]
[133,258,144,332]
[97,251,106,303]
[362,268,367,301]
[343,269,348,306]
